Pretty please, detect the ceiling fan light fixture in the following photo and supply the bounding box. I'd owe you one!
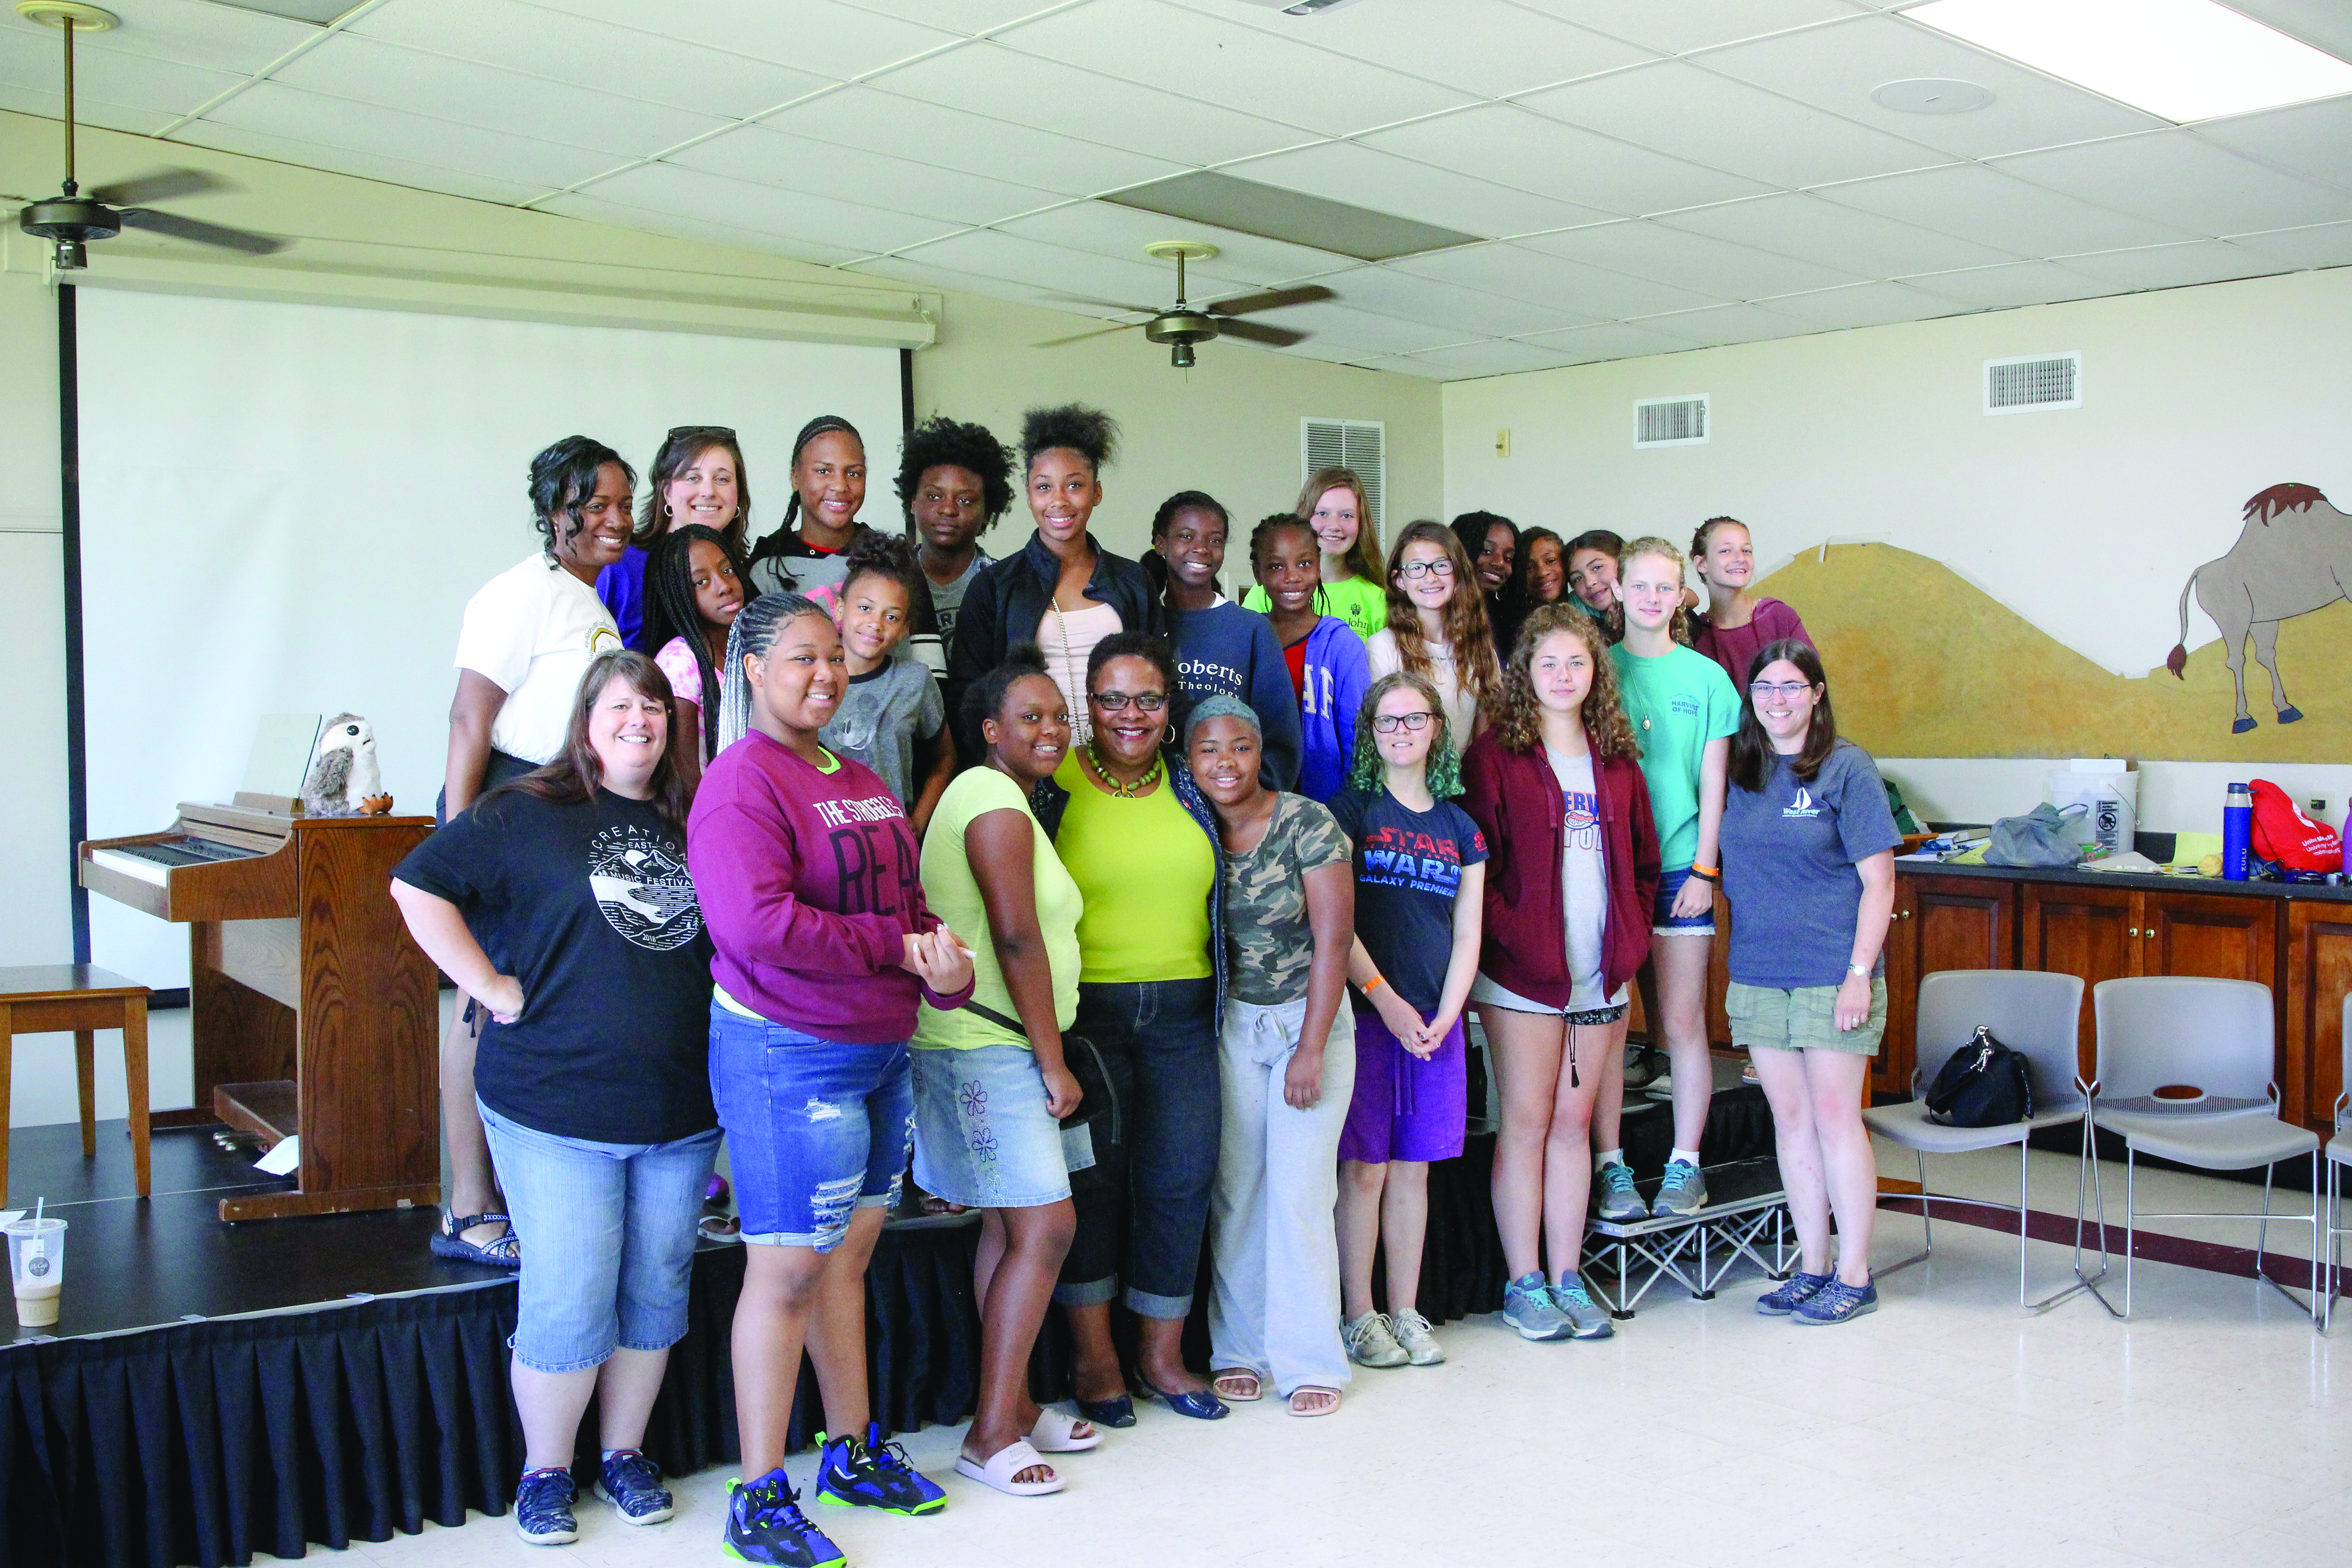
[13,3,118,31]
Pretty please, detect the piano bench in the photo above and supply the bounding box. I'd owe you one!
[0,965,153,1205]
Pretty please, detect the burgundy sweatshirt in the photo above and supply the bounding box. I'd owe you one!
[1691,597,1810,689]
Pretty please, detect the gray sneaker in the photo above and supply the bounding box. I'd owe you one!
[1343,1310,1409,1367]
[1594,1161,1646,1222]
[1391,1308,1444,1366]
[1651,1159,1709,1217]
[1502,1271,1571,1341]
[1548,1273,1616,1339]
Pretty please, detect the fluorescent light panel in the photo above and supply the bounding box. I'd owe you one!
[1904,0,2352,122]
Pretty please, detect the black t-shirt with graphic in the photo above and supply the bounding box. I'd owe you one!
[1330,786,1489,1018]
[396,787,716,1144]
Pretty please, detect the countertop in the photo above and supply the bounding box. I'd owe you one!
[1895,856,2352,903]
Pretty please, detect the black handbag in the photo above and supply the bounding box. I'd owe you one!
[1923,1025,2034,1128]
[960,1000,1118,1139]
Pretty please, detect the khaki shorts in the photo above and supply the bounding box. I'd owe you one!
[1727,977,1887,1057]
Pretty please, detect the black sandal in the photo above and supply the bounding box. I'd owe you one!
[431,1211,520,1267]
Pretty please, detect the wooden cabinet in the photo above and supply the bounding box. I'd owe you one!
[2020,882,2138,1083]
[1881,875,2018,1098]
[2283,902,2352,1131]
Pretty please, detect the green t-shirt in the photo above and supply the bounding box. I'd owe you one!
[1609,642,1741,872]
[1051,753,1215,984]
[1243,574,1387,642]
[1222,793,1352,1006]
[914,767,1083,1050]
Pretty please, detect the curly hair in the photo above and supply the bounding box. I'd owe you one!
[527,435,633,557]
[1021,403,1118,476]
[1620,535,1695,646]
[1489,603,1639,760]
[1346,670,1464,799]
[1297,466,1384,586]
[839,529,936,628]
[633,425,749,554]
[895,416,1014,530]
[1381,520,1502,715]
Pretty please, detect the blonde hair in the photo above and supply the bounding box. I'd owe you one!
[1619,534,1694,647]
[1297,466,1384,586]
[1490,604,1639,760]
[1381,521,1501,715]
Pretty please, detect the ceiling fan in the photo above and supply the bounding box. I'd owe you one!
[5,1,285,270]
[1035,241,1335,367]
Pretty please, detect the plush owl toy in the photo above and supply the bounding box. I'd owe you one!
[300,713,392,816]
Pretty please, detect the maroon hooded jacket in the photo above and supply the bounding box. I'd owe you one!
[1460,726,1661,1009]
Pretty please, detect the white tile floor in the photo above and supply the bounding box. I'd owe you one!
[305,1148,2347,1568]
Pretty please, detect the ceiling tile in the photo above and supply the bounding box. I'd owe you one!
[171,119,555,205]
[1898,259,2111,312]
[1750,279,1961,330]
[201,80,624,188]
[585,160,960,254]
[2000,132,2352,239]
[1630,301,1812,348]
[1245,298,1467,356]
[1518,218,1870,297]
[2054,240,2288,294]
[1818,163,2198,255]
[894,226,1241,312]
[1315,264,1602,338]
[2195,95,2352,193]
[759,86,1182,196]
[351,0,834,120]
[1228,140,1615,240]
[1697,12,2167,160]
[1518,59,1950,189]
[1377,338,1575,379]
[0,24,244,118]
[992,0,1472,138]
[1167,0,1655,99]
[2224,220,2352,270]
[2227,0,2352,64]
[1511,0,1866,57]
[1364,103,1773,217]
[273,34,731,161]
[831,0,1057,34]
[537,189,872,265]
[673,123,1059,227]
[0,83,173,138]
[848,251,1068,304]
[67,0,314,75]
[1386,241,1725,317]
[995,201,1332,290]
[524,0,960,79]
[867,41,1316,167]
[1517,320,1708,364]
[1656,192,2022,276]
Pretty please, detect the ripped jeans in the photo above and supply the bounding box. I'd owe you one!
[708,998,914,1252]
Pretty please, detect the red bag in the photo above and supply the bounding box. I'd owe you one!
[2248,779,2342,872]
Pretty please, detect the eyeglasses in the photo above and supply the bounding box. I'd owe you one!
[1090,691,1169,712]
[1396,559,1456,581]
[1371,711,1436,733]
[1748,681,1816,699]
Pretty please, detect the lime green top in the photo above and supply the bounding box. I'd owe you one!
[1243,574,1387,642]
[913,767,1083,1050]
[1052,751,1215,984]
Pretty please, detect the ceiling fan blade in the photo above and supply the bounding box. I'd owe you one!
[1034,292,1161,316]
[1211,318,1308,348]
[88,167,223,207]
[1205,284,1336,317]
[117,206,285,255]
[1033,322,1145,349]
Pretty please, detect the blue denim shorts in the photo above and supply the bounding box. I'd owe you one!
[911,1043,1093,1209]
[477,1099,720,1374]
[708,1000,914,1251]
[1653,865,1716,936]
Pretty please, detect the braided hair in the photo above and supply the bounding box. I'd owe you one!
[639,524,746,759]
[895,416,1014,529]
[716,590,828,755]
[633,425,750,555]
[528,436,633,558]
[743,415,862,584]
[1249,511,1328,617]
[1144,489,1229,607]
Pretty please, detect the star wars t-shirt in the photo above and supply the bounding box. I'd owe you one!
[1330,786,1488,1017]
[395,788,716,1144]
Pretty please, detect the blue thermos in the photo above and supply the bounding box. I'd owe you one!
[2222,782,2253,880]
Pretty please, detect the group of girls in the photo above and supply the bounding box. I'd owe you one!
[399,407,1900,1568]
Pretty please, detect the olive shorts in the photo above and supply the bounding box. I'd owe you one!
[1727,977,1887,1057]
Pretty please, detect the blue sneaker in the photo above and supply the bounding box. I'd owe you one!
[1756,1270,1833,1316]
[724,1470,845,1568]
[1593,1161,1645,1223]
[514,1466,578,1546]
[815,1423,946,1516]
[1651,1159,1708,1217]
[1794,1275,1879,1326]
[1548,1273,1616,1339]
[1502,1270,1571,1341]
[595,1448,674,1526]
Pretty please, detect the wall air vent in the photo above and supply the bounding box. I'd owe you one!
[1985,352,2080,414]
[1633,394,1709,448]
[1303,418,1385,534]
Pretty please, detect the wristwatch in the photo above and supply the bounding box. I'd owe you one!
[1847,963,1872,978]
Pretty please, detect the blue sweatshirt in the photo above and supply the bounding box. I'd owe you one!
[1294,616,1369,803]
[1173,601,1303,792]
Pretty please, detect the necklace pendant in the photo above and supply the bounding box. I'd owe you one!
[1642,715,1651,731]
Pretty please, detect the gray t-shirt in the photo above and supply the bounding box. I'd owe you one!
[909,548,991,680]
[820,655,945,808]
[1720,740,1902,990]
[1546,745,1610,1009]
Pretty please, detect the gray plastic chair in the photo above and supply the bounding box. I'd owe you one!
[2324,995,2351,1333]
[2082,976,2322,1323]
[1865,970,2092,1310]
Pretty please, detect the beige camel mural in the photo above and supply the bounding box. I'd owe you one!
[2165,483,2348,734]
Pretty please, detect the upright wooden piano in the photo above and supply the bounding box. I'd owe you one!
[80,802,440,1220]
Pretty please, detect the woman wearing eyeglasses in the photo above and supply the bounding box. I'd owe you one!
[1366,521,1500,745]
[1722,639,1900,1327]
[1030,630,1233,1424]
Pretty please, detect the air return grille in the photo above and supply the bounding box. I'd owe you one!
[1634,395,1709,447]
[1985,353,2080,413]
[1302,418,1385,533]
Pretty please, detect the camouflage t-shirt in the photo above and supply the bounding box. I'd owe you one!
[1221,792,1352,1006]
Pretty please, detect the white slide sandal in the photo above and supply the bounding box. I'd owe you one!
[1028,1406,1102,1453]
[955,1438,1065,1497]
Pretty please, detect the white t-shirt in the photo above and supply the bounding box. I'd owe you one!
[453,552,622,764]
[1546,744,1610,1009]
[1367,628,1478,747]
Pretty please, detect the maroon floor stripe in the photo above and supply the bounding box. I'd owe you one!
[1877,1194,2344,1294]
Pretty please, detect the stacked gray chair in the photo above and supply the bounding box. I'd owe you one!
[1866,969,2092,1310]
[2324,995,2352,1333]
[2082,976,2321,1324]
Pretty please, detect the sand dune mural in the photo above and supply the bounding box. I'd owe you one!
[1766,540,2352,763]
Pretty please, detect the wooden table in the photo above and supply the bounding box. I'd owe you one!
[0,965,152,1204]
